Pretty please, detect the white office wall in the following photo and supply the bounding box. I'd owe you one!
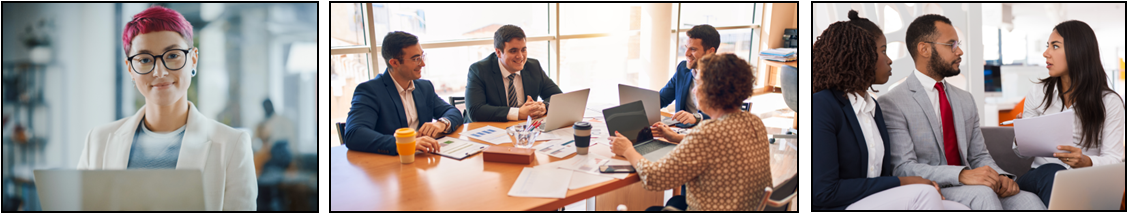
[0,3,119,169]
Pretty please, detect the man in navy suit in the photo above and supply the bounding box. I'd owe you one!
[343,31,463,155]
[659,24,717,127]
[466,24,562,122]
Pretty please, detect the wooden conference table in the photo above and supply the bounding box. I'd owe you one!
[331,112,797,211]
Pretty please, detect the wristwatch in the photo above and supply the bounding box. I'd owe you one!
[437,118,452,133]
[692,113,703,124]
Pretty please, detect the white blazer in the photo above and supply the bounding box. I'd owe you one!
[77,103,257,211]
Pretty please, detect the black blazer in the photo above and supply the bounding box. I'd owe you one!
[812,89,900,210]
[465,52,562,122]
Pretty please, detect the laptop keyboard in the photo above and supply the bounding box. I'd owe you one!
[634,140,668,155]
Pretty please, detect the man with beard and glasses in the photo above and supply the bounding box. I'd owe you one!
[876,14,1045,210]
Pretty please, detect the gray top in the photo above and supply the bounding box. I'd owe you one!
[127,119,186,169]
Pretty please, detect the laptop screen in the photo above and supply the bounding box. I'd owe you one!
[602,100,654,144]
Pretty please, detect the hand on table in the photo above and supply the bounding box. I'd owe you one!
[414,136,440,154]
[672,111,697,125]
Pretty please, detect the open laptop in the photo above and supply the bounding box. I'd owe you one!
[541,88,590,131]
[34,169,206,211]
[603,100,677,162]
[618,84,661,125]
[1047,162,1126,210]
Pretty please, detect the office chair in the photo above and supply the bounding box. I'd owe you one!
[448,96,470,123]
[759,173,798,211]
[770,65,798,144]
[335,122,346,146]
[780,65,798,114]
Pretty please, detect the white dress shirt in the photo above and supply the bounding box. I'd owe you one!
[500,59,526,121]
[913,69,946,123]
[1017,83,1126,169]
[849,92,885,178]
[391,76,419,130]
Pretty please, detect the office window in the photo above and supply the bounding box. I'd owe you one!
[330,4,374,129]
[375,3,551,98]
[671,3,761,88]
[331,3,366,47]
[678,3,757,28]
[371,3,549,42]
[330,53,371,122]
[560,3,638,35]
[559,35,640,98]
[558,3,642,105]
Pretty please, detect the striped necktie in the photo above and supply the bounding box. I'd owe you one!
[507,73,518,107]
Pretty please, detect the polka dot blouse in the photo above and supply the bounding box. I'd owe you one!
[633,111,772,211]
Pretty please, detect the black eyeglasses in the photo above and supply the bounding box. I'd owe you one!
[127,48,193,75]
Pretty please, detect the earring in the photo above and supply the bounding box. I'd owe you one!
[191,69,197,77]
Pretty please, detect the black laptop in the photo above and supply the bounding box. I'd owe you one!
[603,100,678,161]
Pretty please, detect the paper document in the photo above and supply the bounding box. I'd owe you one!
[1014,110,1075,157]
[537,127,574,141]
[434,137,489,160]
[557,154,611,175]
[508,167,573,199]
[463,126,511,145]
[532,139,578,158]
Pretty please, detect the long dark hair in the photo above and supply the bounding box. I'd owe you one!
[1039,20,1120,150]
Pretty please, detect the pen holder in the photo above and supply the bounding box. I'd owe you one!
[506,125,541,149]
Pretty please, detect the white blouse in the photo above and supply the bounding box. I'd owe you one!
[1015,83,1126,169]
[849,92,885,178]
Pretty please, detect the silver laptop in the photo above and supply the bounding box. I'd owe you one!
[618,84,661,125]
[1047,163,1126,210]
[34,169,206,211]
[541,88,590,131]
[604,100,677,162]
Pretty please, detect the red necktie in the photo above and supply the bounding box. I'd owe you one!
[935,82,961,166]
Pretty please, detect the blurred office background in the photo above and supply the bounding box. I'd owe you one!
[815,3,1126,127]
[1,3,317,211]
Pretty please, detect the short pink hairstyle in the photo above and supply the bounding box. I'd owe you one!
[122,6,194,55]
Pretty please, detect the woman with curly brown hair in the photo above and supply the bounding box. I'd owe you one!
[608,53,769,211]
[812,10,967,210]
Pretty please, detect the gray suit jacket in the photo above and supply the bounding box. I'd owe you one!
[877,74,1012,187]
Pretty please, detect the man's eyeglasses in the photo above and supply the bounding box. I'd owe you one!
[127,48,193,75]
[401,53,426,66]
[923,41,961,53]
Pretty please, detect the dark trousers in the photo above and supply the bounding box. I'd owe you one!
[1015,163,1067,206]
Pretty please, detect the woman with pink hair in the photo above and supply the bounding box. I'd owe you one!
[76,6,256,211]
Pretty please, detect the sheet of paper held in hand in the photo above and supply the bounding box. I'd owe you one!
[1014,109,1075,157]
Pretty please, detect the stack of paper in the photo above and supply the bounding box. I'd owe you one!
[532,139,578,158]
[508,167,573,199]
[760,48,797,62]
[508,154,634,198]
[1014,110,1075,157]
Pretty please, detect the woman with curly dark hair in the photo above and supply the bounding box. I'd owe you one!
[812,10,967,210]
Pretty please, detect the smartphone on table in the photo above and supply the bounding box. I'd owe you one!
[599,165,636,173]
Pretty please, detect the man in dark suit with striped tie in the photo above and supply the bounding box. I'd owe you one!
[465,24,562,122]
